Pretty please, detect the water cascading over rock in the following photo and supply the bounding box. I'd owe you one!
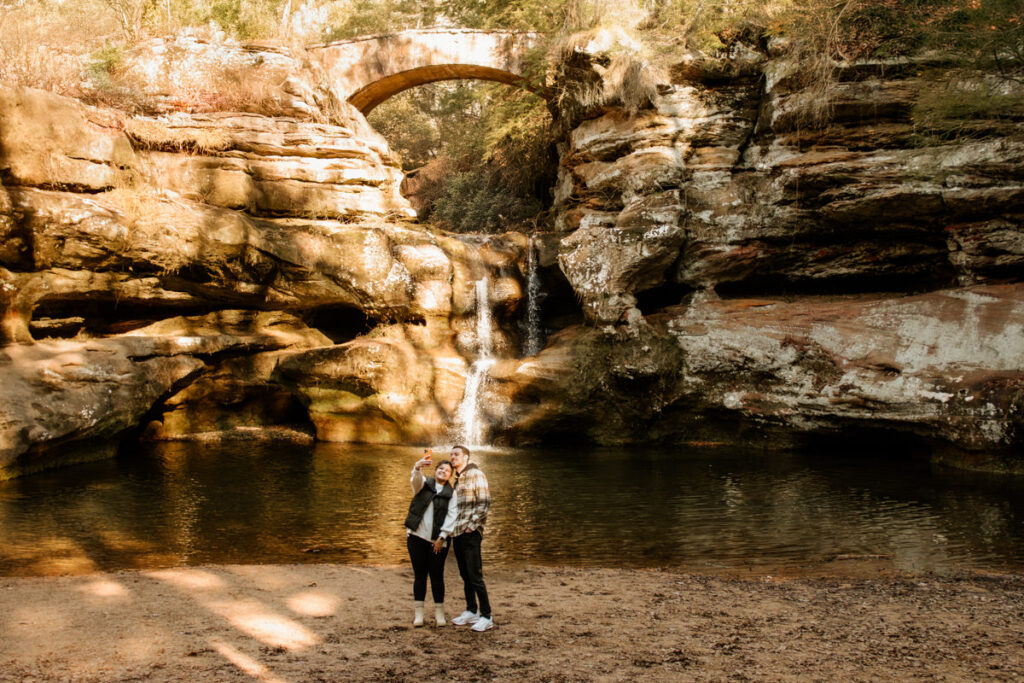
[454,278,496,447]
[522,236,545,357]
[0,41,530,475]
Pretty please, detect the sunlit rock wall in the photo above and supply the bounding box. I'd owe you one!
[0,38,526,478]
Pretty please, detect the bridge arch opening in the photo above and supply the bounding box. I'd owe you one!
[312,28,544,116]
[364,77,557,233]
[348,64,532,115]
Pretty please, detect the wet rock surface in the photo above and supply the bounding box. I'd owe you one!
[0,310,334,477]
[0,339,204,478]
[275,321,469,444]
[487,284,1024,469]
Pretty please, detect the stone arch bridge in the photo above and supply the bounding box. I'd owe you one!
[310,29,542,114]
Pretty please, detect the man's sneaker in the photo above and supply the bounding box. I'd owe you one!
[451,610,480,626]
[471,616,494,632]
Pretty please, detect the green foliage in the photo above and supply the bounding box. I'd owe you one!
[912,74,1024,142]
[164,0,289,39]
[370,80,553,233]
[619,0,1024,70]
[323,0,444,40]
[99,0,157,41]
[430,170,545,233]
[368,81,485,169]
[444,0,599,31]
[478,86,553,193]
[366,93,442,169]
[85,43,125,91]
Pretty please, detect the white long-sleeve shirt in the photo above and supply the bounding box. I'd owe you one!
[408,467,458,543]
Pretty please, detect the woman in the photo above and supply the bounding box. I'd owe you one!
[405,451,458,626]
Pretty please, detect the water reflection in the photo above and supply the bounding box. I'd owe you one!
[0,442,1021,576]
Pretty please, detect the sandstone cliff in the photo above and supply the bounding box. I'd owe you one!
[489,41,1024,470]
[0,38,526,478]
[1,35,1022,476]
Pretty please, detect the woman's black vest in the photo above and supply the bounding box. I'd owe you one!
[405,477,454,541]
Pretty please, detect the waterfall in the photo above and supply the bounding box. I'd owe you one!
[523,236,544,357]
[474,277,493,359]
[455,278,495,447]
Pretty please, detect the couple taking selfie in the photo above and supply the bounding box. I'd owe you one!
[404,445,493,632]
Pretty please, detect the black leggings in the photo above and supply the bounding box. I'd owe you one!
[453,530,490,618]
[407,534,449,603]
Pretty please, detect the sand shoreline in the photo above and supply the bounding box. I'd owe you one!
[2,563,1022,681]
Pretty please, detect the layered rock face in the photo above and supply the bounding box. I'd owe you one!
[488,285,1023,466]
[2,34,1023,477]
[555,53,1024,321]
[488,44,1024,469]
[0,39,525,478]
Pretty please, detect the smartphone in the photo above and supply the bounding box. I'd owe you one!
[423,448,432,462]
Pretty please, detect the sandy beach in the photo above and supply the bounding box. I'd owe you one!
[1,562,1022,682]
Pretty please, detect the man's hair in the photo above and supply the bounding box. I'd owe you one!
[452,444,471,458]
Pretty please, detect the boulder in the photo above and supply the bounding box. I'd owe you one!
[275,321,468,444]
[0,84,136,191]
[0,338,204,478]
[558,192,685,323]
[659,284,1024,460]
[138,310,331,442]
[0,309,332,475]
[485,284,1024,469]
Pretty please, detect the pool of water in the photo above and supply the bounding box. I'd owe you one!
[0,442,1022,576]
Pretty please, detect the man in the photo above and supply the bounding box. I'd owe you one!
[434,444,492,632]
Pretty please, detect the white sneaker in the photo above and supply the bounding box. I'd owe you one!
[451,610,480,626]
[471,616,494,632]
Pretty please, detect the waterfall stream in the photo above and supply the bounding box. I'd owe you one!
[455,278,495,446]
[523,236,544,357]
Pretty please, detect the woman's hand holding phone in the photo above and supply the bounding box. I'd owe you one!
[414,448,433,470]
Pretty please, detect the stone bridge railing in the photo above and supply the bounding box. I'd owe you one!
[309,29,542,114]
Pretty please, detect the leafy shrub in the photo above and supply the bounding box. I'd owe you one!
[85,43,126,91]
[431,171,545,234]
[369,79,555,233]
[913,73,1024,141]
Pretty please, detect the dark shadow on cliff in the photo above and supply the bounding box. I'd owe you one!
[300,304,372,343]
[29,298,222,339]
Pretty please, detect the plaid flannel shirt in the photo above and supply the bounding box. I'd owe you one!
[440,462,490,538]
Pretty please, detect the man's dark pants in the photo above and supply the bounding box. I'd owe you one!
[453,530,490,618]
